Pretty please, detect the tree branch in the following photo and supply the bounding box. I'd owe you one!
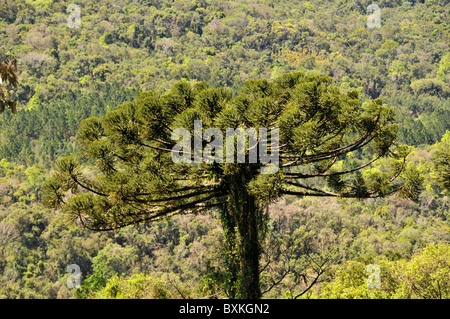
[70,174,109,197]
[283,154,381,178]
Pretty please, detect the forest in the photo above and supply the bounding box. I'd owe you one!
[0,0,448,299]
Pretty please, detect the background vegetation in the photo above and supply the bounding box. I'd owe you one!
[0,0,448,298]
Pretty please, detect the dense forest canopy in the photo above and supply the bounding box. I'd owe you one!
[0,0,448,166]
[0,0,448,299]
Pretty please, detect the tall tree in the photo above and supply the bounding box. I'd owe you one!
[431,131,450,191]
[43,72,422,298]
[0,55,18,113]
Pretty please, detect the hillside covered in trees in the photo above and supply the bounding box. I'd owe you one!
[0,0,448,299]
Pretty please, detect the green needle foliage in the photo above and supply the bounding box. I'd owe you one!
[43,72,422,299]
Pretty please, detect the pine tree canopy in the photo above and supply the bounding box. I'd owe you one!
[43,72,422,231]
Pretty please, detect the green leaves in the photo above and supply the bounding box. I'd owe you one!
[76,117,104,147]
[248,170,284,203]
[396,163,424,202]
[103,102,139,145]
[42,178,66,209]
[242,78,273,99]
[194,87,232,123]
[135,90,165,136]
[54,156,83,193]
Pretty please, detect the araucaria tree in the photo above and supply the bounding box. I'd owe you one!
[43,72,422,298]
[0,55,18,113]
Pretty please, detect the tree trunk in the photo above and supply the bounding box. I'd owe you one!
[237,190,261,299]
[221,166,263,299]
